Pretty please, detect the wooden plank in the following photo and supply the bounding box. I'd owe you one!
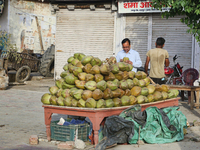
[35,16,44,54]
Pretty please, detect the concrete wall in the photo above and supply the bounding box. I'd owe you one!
[0,0,9,32]
[9,0,56,53]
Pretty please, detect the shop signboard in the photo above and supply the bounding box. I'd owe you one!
[118,1,170,13]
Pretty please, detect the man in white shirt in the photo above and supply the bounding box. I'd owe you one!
[116,38,142,72]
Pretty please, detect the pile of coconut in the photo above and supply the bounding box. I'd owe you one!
[41,53,179,108]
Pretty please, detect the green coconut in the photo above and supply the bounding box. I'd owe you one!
[162,91,168,100]
[110,64,119,74]
[118,62,129,71]
[105,72,115,81]
[73,67,82,76]
[95,74,104,83]
[49,86,59,95]
[69,88,78,97]
[138,79,146,87]
[96,99,106,108]
[71,59,79,66]
[103,88,113,99]
[130,86,141,97]
[112,88,121,98]
[77,99,86,107]
[90,57,102,66]
[121,96,130,106]
[81,56,93,65]
[106,81,118,91]
[96,80,107,91]
[75,61,84,69]
[71,99,78,107]
[68,64,75,73]
[50,95,57,105]
[62,82,75,89]
[61,89,70,98]
[63,96,73,106]
[85,81,97,91]
[82,90,93,101]
[135,71,143,80]
[129,95,137,105]
[147,84,156,94]
[136,95,145,104]
[127,79,134,89]
[90,65,100,74]
[73,89,83,100]
[113,98,122,107]
[74,53,80,59]
[105,99,114,108]
[133,78,139,86]
[78,72,87,81]
[55,78,65,89]
[147,94,154,102]
[85,74,94,82]
[78,53,86,61]
[114,71,124,81]
[128,64,134,71]
[92,89,104,100]
[113,79,119,87]
[56,96,65,106]
[64,74,78,85]
[74,80,85,89]
[122,71,129,80]
[63,64,69,71]
[100,64,110,75]
[141,87,149,96]
[128,71,135,79]
[85,98,97,108]
[153,91,162,101]
[56,89,63,97]
[60,71,70,78]
[143,77,150,86]
[124,89,131,96]
[67,56,74,63]
[83,63,93,73]
[119,80,129,90]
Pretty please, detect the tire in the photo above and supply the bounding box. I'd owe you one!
[16,66,31,83]
[39,55,54,77]
[39,45,55,77]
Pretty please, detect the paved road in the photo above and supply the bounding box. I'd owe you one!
[0,78,200,150]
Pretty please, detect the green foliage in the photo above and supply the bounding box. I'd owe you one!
[0,30,21,62]
[151,0,200,43]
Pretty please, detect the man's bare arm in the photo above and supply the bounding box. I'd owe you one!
[165,58,169,67]
[144,56,150,75]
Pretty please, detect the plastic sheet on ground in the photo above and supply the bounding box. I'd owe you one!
[95,105,187,150]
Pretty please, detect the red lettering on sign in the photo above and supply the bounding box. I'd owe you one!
[135,2,138,8]
[140,2,144,8]
[128,3,134,8]
[145,2,149,8]
[124,3,128,8]
[149,2,152,7]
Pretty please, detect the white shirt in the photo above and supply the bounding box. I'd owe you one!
[116,49,142,72]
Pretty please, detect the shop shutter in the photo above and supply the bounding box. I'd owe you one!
[55,9,114,79]
[152,14,192,71]
[125,14,149,66]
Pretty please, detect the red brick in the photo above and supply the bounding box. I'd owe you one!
[57,141,75,149]
[29,135,38,145]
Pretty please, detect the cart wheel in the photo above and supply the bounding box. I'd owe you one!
[16,66,31,83]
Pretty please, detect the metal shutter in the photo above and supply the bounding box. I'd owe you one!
[125,14,149,65]
[152,14,192,71]
[55,9,114,79]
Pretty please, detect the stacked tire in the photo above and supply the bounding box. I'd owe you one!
[39,45,55,77]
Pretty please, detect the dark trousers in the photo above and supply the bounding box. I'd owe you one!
[150,77,166,85]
